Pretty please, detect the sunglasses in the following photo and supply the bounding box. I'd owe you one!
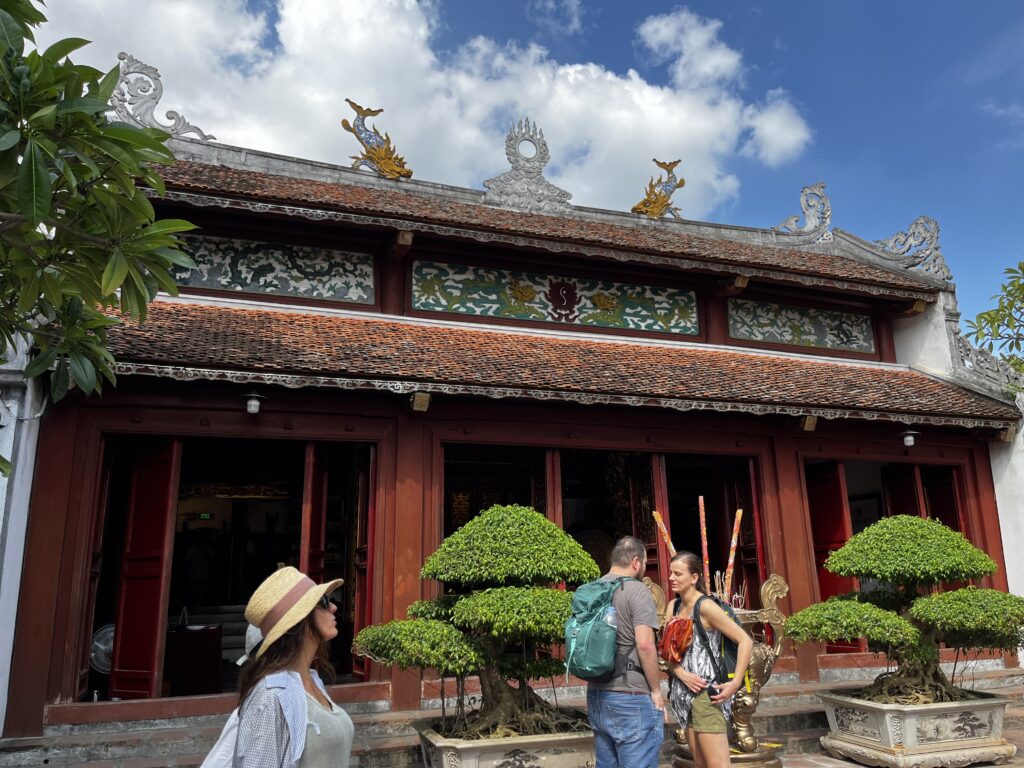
[316,595,335,611]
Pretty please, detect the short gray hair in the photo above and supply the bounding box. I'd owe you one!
[610,536,646,567]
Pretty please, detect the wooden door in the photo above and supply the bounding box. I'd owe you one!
[300,443,328,583]
[804,461,859,652]
[628,454,661,584]
[352,445,376,679]
[109,439,182,699]
[920,466,963,532]
[74,452,111,701]
[882,464,925,518]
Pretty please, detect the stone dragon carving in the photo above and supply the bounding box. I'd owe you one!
[110,53,215,141]
[631,158,685,220]
[340,98,413,180]
[773,182,832,243]
[483,119,572,215]
[874,216,952,282]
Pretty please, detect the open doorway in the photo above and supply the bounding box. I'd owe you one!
[85,436,373,701]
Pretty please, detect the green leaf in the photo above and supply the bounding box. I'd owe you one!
[55,96,109,116]
[0,129,20,151]
[23,345,57,378]
[100,248,129,295]
[68,351,97,394]
[51,358,70,402]
[0,454,11,477]
[16,140,51,224]
[42,37,89,63]
[0,9,25,56]
[136,219,197,238]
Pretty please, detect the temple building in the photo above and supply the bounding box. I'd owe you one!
[1,56,1022,738]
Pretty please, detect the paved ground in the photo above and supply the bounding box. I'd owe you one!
[781,727,1024,768]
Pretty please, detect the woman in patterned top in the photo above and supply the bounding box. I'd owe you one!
[235,567,354,768]
[664,551,752,768]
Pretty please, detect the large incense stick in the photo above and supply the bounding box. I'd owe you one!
[652,510,676,557]
[698,495,711,591]
[724,508,744,598]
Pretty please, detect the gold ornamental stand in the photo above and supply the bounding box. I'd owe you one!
[672,576,790,768]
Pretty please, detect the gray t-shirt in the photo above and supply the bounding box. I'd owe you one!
[589,574,660,693]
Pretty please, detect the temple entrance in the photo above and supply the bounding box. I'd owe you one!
[442,444,546,536]
[663,455,763,609]
[85,436,374,701]
[804,459,966,651]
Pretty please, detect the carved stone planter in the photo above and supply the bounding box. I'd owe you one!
[413,717,595,768]
[817,690,1017,768]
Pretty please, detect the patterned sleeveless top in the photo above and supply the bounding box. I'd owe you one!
[667,597,734,729]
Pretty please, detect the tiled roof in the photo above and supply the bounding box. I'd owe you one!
[159,161,937,297]
[107,301,1019,427]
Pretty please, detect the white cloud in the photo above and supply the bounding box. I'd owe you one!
[981,99,1024,123]
[527,0,584,36]
[36,1,811,219]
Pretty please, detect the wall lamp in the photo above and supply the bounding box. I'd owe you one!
[900,429,920,448]
[409,391,431,413]
[245,392,267,415]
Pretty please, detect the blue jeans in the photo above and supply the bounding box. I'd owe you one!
[586,689,663,768]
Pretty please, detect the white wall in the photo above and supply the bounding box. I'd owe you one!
[0,345,44,731]
[990,422,1024,597]
[891,289,957,377]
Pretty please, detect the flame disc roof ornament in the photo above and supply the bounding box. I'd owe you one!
[774,182,832,243]
[483,118,571,215]
[631,158,685,220]
[110,53,215,142]
[340,98,412,180]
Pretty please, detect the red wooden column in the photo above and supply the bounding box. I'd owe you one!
[544,449,563,528]
[300,443,328,583]
[390,411,428,710]
[651,454,673,587]
[770,434,822,681]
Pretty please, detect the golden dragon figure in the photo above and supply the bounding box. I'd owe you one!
[340,98,412,180]
[631,158,685,219]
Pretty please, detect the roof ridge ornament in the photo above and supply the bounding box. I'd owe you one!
[773,182,832,243]
[631,158,685,220]
[874,216,952,282]
[483,118,572,215]
[340,98,412,180]
[110,53,215,142]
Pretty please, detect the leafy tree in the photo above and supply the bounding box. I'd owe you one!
[0,0,195,473]
[353,504,600,739]
[786,516,1024,704]
[966,260,1024,373]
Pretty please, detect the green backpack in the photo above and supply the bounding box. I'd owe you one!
[564,577,633,682]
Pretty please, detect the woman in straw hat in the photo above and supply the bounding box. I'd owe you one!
[234,566,354,768]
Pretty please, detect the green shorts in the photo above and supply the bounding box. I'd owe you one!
[691,690,727,733]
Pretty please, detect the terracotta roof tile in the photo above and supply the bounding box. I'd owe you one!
[107,301,1018,426]
[159,161,936,296]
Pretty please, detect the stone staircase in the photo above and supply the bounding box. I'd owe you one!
[3,667,1023,767]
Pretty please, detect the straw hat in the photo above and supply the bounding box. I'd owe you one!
[244,567,343,659]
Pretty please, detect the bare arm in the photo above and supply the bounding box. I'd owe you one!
[635,624,667,711]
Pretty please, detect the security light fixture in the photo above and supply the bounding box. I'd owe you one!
[409,391,431,412]
[900,429,920,448]
[245,392,267,415]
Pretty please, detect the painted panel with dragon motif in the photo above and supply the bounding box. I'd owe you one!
[411,260,699,335]
[728,299,875,353]
[172,235,375,304]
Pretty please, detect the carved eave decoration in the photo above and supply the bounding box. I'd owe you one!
[833,216,952,286]
[772,182,833,245]
[631,158,685,220]
[113,362,1017,432]
[110,53,215,142]
[158,190,936,303]
[483,119,572,215]
[340,98,412,180]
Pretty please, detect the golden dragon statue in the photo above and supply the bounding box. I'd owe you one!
[631,158,685,219]
[340,98,412,180]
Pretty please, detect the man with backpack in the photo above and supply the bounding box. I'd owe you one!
[570,536,666,768]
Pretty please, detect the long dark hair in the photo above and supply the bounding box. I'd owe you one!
[237,612,335,706]
[671,550,707,594]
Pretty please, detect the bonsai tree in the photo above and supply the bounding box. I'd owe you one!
[353,504,600,738]
[786,515,1024,703]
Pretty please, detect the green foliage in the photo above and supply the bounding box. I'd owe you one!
[451,587,572,643]
[910,587,1024,652]
[421,504,600,587]
[352,619,482,677]
[966,260,1024,375]
[826,516,996,586]
[0,0,195,473]
[785,597,921,652]
[407,594,462,622]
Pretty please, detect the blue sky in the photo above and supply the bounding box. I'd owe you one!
[44,1,1024,324]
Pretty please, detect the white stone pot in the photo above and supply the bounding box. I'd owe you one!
[817,690,1017,768]
[413,717,595,768]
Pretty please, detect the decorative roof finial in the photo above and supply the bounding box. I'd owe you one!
[874,216,951,282]
[340,98,412,180]
[774,182,832,242]
[110,53,215,142]
[483,118,572,215]
[631,158,685,219]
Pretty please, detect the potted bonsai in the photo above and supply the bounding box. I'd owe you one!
[353,504,601,768]
[785,515,1024,768]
